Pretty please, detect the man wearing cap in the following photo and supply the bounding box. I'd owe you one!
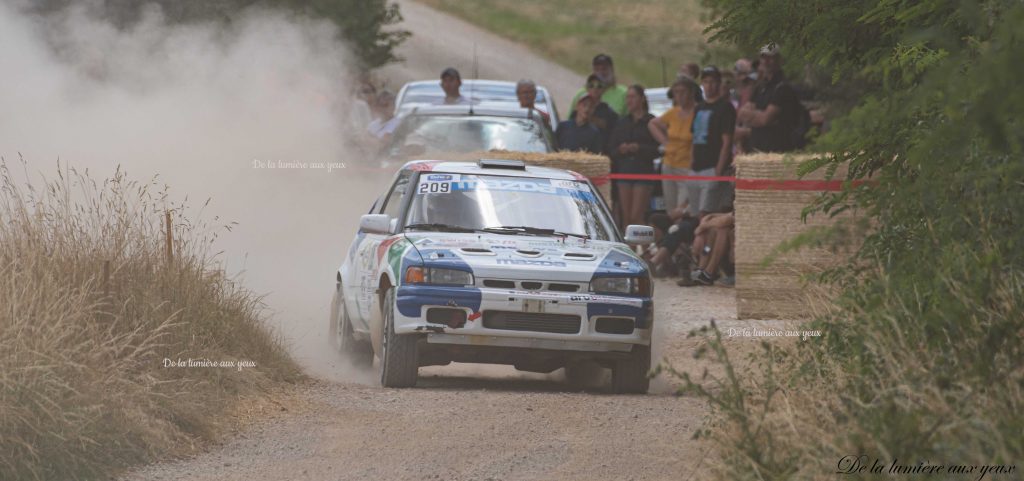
[568,54,628,117]
[688,66,736,217]
[738,43,804,152]
[438,67,472,105]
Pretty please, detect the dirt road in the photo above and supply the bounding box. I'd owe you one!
[94,3,795,479]
[122,282,780,481]
[377,0,583,113]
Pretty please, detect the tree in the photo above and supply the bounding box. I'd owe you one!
[680,1,1024,478]
[31,0,409,69]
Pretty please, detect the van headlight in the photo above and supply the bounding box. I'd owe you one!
[590,276,651,296]
[405,267,474,286]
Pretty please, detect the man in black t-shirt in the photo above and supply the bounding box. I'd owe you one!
[738,43,803,152]
[687,66,736,216]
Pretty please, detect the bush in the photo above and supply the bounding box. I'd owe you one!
[673,1,1024,479]
[0,161,302,480]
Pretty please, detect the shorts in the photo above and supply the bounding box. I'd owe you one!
[615,179,656,188]
[686,167,734,216]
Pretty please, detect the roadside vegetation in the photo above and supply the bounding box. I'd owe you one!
[0,161,302,480]
[667,1,1024,479]
[417,0,737,87]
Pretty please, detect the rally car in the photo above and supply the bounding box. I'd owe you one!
[329,159,656,393]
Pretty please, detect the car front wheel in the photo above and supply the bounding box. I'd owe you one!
[379,287,418,388]
[611,344,651,394]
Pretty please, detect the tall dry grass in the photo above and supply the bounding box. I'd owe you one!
[0,160,302,480]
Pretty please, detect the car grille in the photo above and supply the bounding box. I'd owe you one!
[480,279,581,292]
[595,317,635,334]
[482,311,581,334]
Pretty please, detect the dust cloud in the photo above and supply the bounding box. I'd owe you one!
[0,1,389,382]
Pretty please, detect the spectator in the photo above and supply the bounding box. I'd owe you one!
[350,78,376,131]
[569,54,628,116]
[678,62,704,99]
[607,85,660,231]
[516,79,550,127]
[555,94,603,154]
[679,63,700,80]
[688,211,735,286]
[733,61,759,154]
[648,205,699,278]
[737,43,805,152]
[649,76,700,213]
[438,67,472,105]
[367,90,400,142]
[580,74,619,134]
[688,66,736,217]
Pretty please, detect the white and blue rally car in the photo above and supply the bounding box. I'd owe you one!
[330,159,656,393]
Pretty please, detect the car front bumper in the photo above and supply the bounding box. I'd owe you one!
[393,284,653,352]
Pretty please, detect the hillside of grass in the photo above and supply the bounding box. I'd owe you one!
[0,162,303,481]
[417,0,735,87]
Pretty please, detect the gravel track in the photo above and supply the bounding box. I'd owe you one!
[121,282,773,481]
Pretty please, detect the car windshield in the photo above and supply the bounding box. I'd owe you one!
[401,82,548,105]
[388,115,552,157]
[405,173,618,241]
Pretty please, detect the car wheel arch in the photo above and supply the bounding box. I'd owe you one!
[369,274,394,355]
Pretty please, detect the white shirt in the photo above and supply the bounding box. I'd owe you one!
[367,116,402,138]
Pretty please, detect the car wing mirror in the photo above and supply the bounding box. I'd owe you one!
[624,225,655,245]
[359,214,392,235]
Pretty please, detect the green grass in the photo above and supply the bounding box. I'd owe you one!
[417,0,739,87]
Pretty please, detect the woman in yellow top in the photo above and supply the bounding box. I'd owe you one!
[649,76,700,212]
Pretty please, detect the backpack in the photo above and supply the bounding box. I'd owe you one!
[790,100,812,150]
[769,80,812,150]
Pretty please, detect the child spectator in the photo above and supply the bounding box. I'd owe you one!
[648,205,700,280]
[555,94,604,154]
[580,75,619,134]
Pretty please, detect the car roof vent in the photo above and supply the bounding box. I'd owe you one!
[459,247,495,256]
[478,159,526,170]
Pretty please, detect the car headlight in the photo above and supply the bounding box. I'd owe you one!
[405,267,474,286]
[590,276,651,296]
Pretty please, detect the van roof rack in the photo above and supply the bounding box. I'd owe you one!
[477,159,526,170]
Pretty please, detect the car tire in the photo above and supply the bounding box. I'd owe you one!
[611,345,651,394]
[379,287,418,388]
[330,286,373,368]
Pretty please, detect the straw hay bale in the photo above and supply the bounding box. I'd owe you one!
[734,153,857,319]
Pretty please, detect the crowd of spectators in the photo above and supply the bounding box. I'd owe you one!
[555,46,811,287]
[349,43,815,288]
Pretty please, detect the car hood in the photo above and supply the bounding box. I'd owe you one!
[402,232,646,283]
